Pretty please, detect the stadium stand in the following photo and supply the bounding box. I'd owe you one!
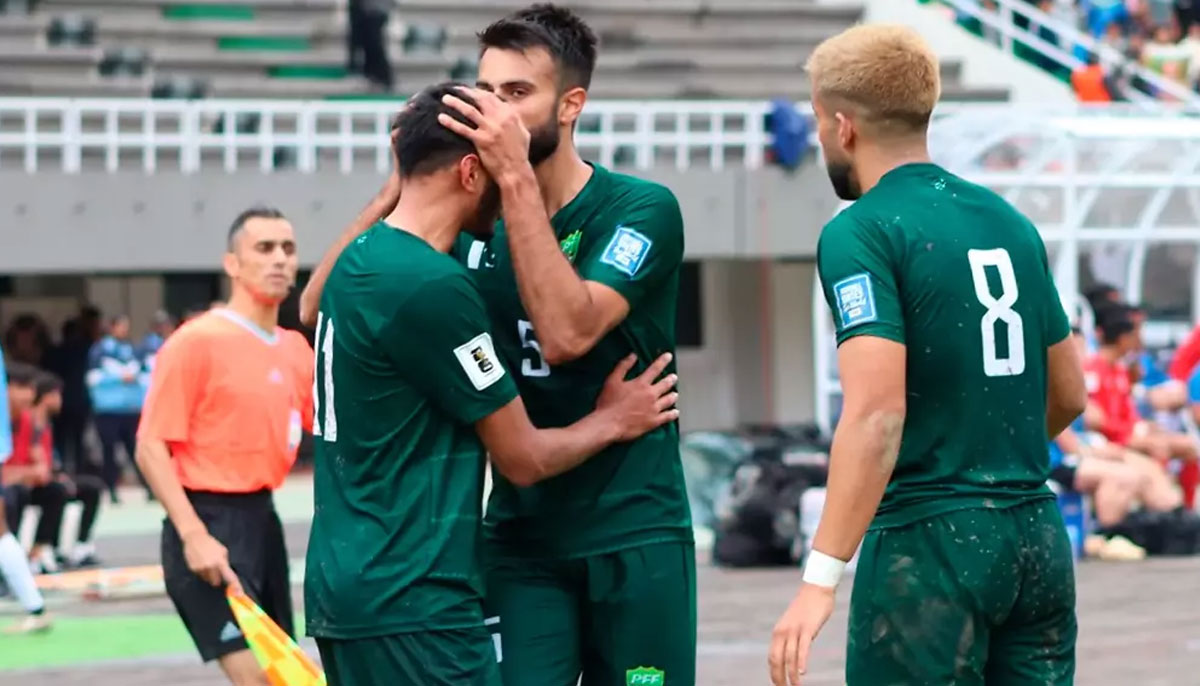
[0,0,1009,100]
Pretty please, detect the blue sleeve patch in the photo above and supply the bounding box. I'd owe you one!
[599,226,652,277]
[833,273,877,329]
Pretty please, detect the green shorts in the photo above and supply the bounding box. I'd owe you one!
[847,498,1076,686]
[316,627,500,686]
[484,541,696,686]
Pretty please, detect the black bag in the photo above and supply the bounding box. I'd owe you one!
[711,433,829,568]
[1106,509,1200,556]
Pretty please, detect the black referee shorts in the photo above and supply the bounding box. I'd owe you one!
[162,489,293,663]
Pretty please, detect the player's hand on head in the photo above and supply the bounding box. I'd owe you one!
[181,529,244,596]
[768,582,835,686]
[437,86,532,178]
[596,352,679,441]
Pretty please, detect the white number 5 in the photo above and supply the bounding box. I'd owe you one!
[518,320,550,378]
[967,248,1025,377]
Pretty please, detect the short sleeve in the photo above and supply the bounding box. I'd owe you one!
[816,212,904,346]
[137,332,207,443]
[386,273,518,425]
[577,185,684,309]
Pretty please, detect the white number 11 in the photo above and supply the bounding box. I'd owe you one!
[967,248,1025,377]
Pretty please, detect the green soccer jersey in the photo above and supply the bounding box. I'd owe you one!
[455,163,692,558]
[817,163,1069,531]
[305,222,518,639]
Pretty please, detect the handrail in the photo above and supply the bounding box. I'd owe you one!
[939,0,1200,107]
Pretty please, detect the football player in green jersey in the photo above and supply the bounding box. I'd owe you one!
[303,84,680,686]
[433,5,695,685]
[767,25,1089,686]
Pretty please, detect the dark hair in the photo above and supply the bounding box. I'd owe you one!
[1096,303,1136,345]
[5,361,39,387]
[1084,283,1119,310]
[34,372,62,403]
[478,3,598,90]
[393,83,482,177]
[227,206,286,252]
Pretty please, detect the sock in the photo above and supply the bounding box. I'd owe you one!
[0,533,45,613]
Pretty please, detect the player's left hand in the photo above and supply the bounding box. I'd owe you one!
[768,582,836,686]
[437,87,532,179]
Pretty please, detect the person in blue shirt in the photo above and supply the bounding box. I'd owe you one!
[87,315,150,504]
[0,354,51,633]
[137,311,175,407]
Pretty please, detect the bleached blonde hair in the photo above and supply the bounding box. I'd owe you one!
[805,24,941,135]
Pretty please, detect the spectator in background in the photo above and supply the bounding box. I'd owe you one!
[4,313,51,368]
[87,314,150,504]
[139,310,175,364]
[32,374,103,567]
[1073,52,1115,100]
[0,358,51,633]
[1084,304,1200,506]
[1183,22,1200,84]
[4,374,71,574]
[348,0,393,91]
[45,309,100,477]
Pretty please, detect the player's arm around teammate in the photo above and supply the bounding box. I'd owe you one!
[298,118,405,329]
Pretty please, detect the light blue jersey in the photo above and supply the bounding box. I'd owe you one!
[86,335,144,414]
[0,349,11,463]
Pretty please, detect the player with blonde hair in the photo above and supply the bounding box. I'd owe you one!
[768,24,1085,686]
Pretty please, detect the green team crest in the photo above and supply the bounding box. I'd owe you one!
[559,230,582,263]
[626,666,665,685]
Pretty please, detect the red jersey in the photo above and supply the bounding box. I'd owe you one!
[1083,354,1137,445]
[1169,324,1200,381]
[2,412,51,481]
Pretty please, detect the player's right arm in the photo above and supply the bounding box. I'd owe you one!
[477,352,677,486]
[1041,245,1087,437]
[393,272,678,487]
[299,127,403,328]
[1046,336,1087,438]
[135,332,242,595]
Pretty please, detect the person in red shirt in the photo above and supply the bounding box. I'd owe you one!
[1084,305,1199,506]
[1168,323,1200,382]
[136,207,312,686]
[3,389,68,575]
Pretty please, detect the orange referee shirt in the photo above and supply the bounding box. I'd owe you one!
[137,309,314,493]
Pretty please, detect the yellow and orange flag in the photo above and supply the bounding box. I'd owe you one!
[227,588,327,686]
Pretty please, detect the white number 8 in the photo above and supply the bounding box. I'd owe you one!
[967,248,1025,377]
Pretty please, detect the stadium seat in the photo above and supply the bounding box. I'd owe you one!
[402,22,447,55]
[46,14,96,46]
[150,74,208,99]
[98,46,148,78]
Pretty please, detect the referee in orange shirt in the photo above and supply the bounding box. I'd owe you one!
[137,207,314,686]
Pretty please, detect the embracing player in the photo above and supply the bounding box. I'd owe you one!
[301,6,694,685]
[302,84,679,686]
[767,25,1087,686]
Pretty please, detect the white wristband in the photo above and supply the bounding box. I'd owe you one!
[802,550,847,589]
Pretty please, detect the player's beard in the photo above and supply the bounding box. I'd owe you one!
[464,180,502,240]
[825,159,862,201]
[527,107,560,166]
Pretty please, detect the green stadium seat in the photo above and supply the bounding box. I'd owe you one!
[98,46,148,77]
[448,57,476,83]
[46,15,95,46]
[402,23,447,55]
[150,75,208,99]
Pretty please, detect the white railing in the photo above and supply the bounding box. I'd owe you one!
[939,0,1200,107]
[0,97,773,174]
[811,103,1200,434]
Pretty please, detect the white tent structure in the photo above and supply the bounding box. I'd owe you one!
[813,106,1200,433]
